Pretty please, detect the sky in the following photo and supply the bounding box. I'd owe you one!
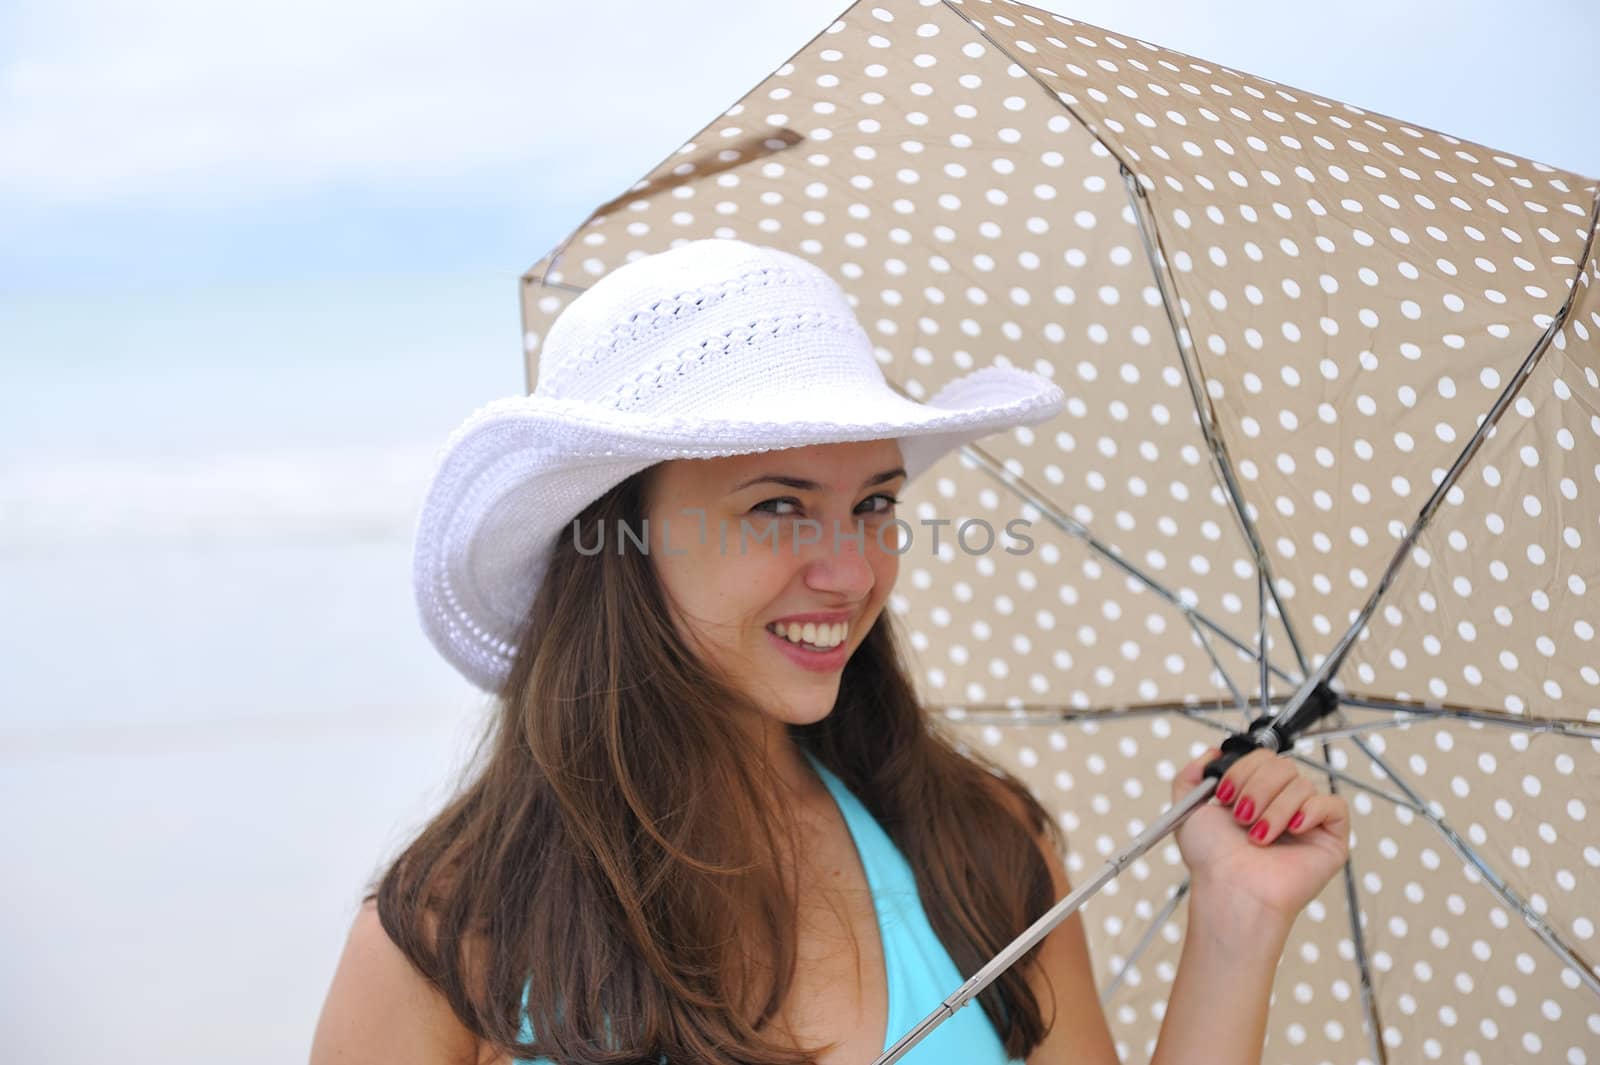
[2,0,1596,296]
[4,0,1596,543]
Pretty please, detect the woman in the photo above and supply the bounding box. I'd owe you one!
[311,239,1350,1065]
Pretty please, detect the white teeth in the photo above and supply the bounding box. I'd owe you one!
[771,620,848,650]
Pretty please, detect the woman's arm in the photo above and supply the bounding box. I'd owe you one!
[309,899,490,1065]
[1018,835,1294,1065]
[1150,745,1351,1064]
[1145,882,1292,1065]
[1014,815,1292,1065]
[1008,744,1347,1065]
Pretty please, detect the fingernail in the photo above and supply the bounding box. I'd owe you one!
[1250,820,1270,843]
[1288,811,1305,832]
[1216,779,1235,803]
[1234,797,1255,823]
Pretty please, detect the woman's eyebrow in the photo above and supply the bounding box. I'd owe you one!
[730,467,907,493]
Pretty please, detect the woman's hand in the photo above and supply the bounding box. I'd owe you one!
[1171,746,1351,927]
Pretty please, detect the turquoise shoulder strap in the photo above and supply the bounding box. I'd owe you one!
[804,751,1023,1064]
[515,757,1024,1064]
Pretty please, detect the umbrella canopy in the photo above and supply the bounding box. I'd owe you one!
[515,0,1600,1060]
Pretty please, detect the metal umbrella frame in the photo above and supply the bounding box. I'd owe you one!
[517,0,1600,1060]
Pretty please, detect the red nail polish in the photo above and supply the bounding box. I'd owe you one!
[1250,820,1270,843]
[1216,779,1235,803]
[1235,798,1254,823]
[1289,811,1305,831]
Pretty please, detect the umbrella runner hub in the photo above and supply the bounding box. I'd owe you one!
[1204,682,1345,781]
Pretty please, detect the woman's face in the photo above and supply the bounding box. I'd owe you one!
[643,439,906,728]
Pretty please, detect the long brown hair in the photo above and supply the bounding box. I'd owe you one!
[368,465,1063,1063]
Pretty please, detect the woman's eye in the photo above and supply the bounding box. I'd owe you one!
[751,497,801,517]
[749,494,898,518]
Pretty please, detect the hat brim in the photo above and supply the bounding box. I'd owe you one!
[412,365,1063,692]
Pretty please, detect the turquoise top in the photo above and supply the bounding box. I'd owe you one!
[515,750,1022,1063]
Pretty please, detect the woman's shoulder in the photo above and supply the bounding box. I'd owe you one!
[311,898,500,1065]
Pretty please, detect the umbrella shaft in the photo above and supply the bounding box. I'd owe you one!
[870,776,1219,1065]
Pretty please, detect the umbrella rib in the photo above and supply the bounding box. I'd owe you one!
[586,128,806,223]
[1347,734,1600,998]
[1293,716,1451,742]
[1100,876,1191,1004]
[521,274,589,295]
[1319,738,1391,1065]
[937,0,1140,181]
[1256,567,1271,720]
[1184,612,1252,727]
[941,698,1289,726]
[1178,712,1421,811]
[1119,164,1312,679]
[1307,189,1600,690]
[933,0,1312,681]
[950,439,1300,689]
[1339,694,1600,741]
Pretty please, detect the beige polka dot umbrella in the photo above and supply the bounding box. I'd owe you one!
[515,0,1600,1060]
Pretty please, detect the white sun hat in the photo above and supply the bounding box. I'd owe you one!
[412,237,1065,693]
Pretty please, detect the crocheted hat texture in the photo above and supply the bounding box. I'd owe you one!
[412,238,1065,693]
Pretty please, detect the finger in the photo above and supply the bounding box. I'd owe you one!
[1287,794,1352,841]
[1246,776,1317,845]
[1229,751,1298,827]
[1214,747,1273,810]
[1173,747,1222,803]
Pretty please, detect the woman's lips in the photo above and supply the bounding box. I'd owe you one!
[764,625,850,673]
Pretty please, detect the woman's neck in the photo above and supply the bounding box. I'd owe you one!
[747,714,826,805]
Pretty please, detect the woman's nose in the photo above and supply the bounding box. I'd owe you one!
[801,517,877,597]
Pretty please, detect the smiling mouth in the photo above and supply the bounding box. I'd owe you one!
[766,620,849,652]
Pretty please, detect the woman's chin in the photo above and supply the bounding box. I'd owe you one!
[732,663,846,728]
[756,687,840,728]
